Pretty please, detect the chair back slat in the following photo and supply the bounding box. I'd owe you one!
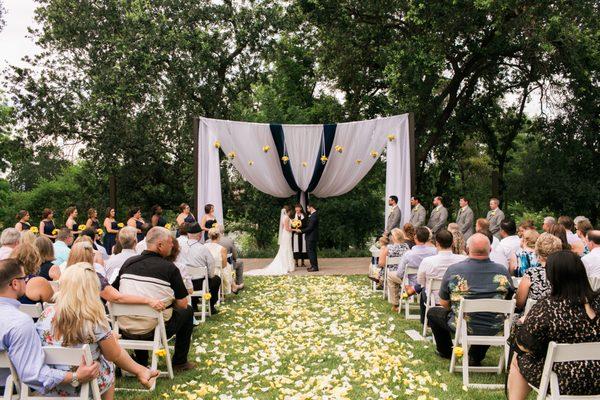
[552,342,600,363]
[43,346,91,366]
[427,278,443,291]
[19,303,43,318]
[385,257,401,266]
[461,298,515,314]
[109,303,160,318]
[187,266,208,281]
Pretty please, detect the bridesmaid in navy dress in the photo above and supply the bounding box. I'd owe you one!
[200,204,217,242]
[14,210,31,232]
[127,207,146,243]
[103,207,119,255]
[176,203,196,237]
[39,208,56,241]
[151,205,167,227]
[64,206,80,238]
[86,208,101,231]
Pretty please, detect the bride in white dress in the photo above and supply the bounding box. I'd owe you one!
[246,206,295,276]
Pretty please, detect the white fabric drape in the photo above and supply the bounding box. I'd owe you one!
[385,115,411,226]
[197,120,223,224]
[281,124,323,192]
[311,117,396,197]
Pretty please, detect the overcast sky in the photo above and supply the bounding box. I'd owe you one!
[1,0,40,81]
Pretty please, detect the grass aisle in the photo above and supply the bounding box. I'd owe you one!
[119,275,504,399]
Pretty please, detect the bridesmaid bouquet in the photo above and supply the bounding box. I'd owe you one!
[78,224,87,231]
[30,227,39,234]
[117,222,124,228]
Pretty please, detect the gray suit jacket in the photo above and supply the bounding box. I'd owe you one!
[409,205,426,227]
[486,208,505,237]
[456,206,474,240]
[427,206,448,233]
[386,206,402,232]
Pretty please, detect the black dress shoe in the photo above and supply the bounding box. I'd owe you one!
[307,267,319,272]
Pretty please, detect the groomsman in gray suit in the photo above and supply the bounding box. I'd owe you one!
[455,196,474,240]
[385,195,402,235]
[486,198,505,238]
[427,196,448,234]
[409,196,426,227]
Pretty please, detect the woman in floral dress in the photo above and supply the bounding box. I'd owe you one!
[36,262,158,397]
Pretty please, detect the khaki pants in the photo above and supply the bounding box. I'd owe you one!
[387,272,404,306]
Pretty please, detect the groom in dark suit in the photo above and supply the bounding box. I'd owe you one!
[298,204,319,272]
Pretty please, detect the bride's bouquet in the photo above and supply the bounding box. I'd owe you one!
[291,219,302,229]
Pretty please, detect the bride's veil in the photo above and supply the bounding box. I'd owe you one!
[277,208,287,245]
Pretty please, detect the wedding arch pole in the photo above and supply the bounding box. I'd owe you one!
[194,114,415,229]
[192,117,200,218]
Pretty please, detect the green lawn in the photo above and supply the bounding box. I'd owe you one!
[116,275,507,399]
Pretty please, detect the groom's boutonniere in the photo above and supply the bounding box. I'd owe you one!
[491,210,496,216]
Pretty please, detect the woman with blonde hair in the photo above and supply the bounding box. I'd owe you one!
[19,230,37,246]
[10,242,54,304]
[48,241,165,312]
[510,229,540,277]
[35,262,159,397]
[447,223,467,255]
[205,227,241,294]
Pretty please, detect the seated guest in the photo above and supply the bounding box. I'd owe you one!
[417,229,466,323]
[447,223,467,255]
[427,233,514,364]
[542,216,555,232]
[106,227,138,283]
[205,228,241,295]
[0,228,20,260]
[517,220,535,238]
[81,228,108,261]
[185,223,221,315]
[20,231,37,246]
[498,219,521,264]
[113,227,195,371]
[582,230,600,277]
[374,229,410,289]
[369,235,389,287]
[0,258,100,394]
[176,222,191,261]
[576,219,593,255]
[166,238,193,293]
[549,224,572,251]
[36,262,159,396]
[387,227,436,312]
[216,224,245,289]
[558,215,585,255]
[403,223,416,248]
[515,233,562,310]
[53,228,74,266]
[34,236,55,280]
[10,243,54,305]
[135,223,153,254]
[507,251,600,398]
[510,229,540,277]
[476,218,500,249]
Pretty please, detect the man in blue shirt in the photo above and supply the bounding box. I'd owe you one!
[427,233,514,365]
[52,228,74,266]
[0,258,99,394]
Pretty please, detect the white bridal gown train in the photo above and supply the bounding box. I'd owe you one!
[246,209,295,276]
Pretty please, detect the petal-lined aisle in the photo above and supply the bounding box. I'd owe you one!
[132,275,502,400]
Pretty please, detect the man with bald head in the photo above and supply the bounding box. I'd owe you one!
[582,230,600,277]
[426,233,514,365]
[113,227,195,371]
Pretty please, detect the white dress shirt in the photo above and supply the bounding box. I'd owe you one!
[582,247,600,277]
[498,235,521,261]
[417,250,467,303]
[490,249,509,269]
[135,239,147,254]
[106,249,138,283]
[0,246,14,260]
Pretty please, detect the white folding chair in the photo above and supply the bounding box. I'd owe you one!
[382,257,401,300]
[189,266,211,322]
[398,265,420,319]
[532,341,600,399]
[449,298,516,389]
[20,344,101,400]
[19,303,43,319]
[589,276,600,291]
[422,277,443,338]
[370,246,381,291]
[108,303,174,390]
[523,298,538,317]
[0,351,20,400]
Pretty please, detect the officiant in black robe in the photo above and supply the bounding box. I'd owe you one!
[291,204,307,268]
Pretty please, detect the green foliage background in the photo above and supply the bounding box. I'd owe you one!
[0,0,598,252]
